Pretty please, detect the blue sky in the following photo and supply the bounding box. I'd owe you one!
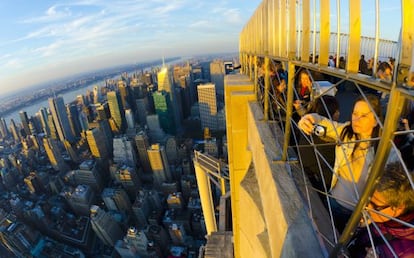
[0,0,262,98]
[0,1,401,99]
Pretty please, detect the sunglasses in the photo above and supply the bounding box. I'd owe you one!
[369,200,390,211]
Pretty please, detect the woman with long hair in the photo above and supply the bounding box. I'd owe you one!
[298,94,382,232]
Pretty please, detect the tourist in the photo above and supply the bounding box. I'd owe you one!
[347,161,414,257]
[298,94,382,232]
[298,95,339,206]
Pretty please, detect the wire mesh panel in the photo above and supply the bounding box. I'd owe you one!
[239,0,414,257]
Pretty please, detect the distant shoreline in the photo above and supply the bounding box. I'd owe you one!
[0,57,181,118]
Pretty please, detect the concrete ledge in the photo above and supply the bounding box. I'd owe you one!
[247,101,326,258]
[239,164,270,258]
[225,74,333,258]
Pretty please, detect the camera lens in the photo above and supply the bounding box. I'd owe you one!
[313,124,326,137]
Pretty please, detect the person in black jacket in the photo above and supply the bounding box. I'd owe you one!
[297,95,339,206]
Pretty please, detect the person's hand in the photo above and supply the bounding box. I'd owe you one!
[364,247,377,258]
[293,100,302,110]
[298,114,316,135]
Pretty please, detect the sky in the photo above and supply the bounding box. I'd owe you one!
[0,0,401,99]
[0,0,262,98]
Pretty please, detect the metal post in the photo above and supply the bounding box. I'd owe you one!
[373,0,380,76]
[312,0,316,63]
[282,62,296,161]
[264,56,270,121]
[254,56,259,98]
[336,0,341,68]
[194,160,218,235]
[220,178,226,196]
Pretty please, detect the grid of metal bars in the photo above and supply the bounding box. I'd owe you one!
[240,0,414,257]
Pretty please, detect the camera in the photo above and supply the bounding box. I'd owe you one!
[313,124,327,137]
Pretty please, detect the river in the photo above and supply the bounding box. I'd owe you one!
[3,58,183,124]
[4,78,107,124]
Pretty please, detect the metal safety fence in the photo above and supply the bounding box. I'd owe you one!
[239,0,414,257]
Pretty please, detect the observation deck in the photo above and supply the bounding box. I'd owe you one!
[224,1,414,257]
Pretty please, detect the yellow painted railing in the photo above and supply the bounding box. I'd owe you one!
[235,0,414,257]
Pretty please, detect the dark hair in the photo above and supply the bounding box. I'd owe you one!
[377,62,392,73]
[271,69,287,89]
[295,69,312,90]
[310,95,339,118]
[377,162,414,212]
[340,94,382,149]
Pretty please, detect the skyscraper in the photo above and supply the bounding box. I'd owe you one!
[90,205,124,247]
[118,80,134,111]
[152,91,176,135]
[197,83,218,130]
[146,115,166,143]
[147,144,172,188]
[135,131,152,173]
[48,96,75,143]
[102,187,132,214]
[130,79,149,125]
[0,118,9,139]
[38,107,50,136]
[47,114,58,140]
[96,104,108,121]
[168,223,187,245]
[125,109,135,129]
[166,137,180,166]
[0,220,41,257]
[173,63,193,119]
[157,66,182,132]
[210,60,225,98]
[62,185,97,217]
[113,165,142,199]
[114,227,160,258]
[78,108,89,132]
[107,91,126,133]
[19,111,31,137]
[24,172,45,194]
[43,138,69,172]
[135,98,148,126]
[64,160,104,193]
[86,127,109,159]
[9,119,20,141]
[66,104,82,139]
[113,136,137,167]
[29,114,42,135]
[132,191,151,229]
[93,86,101,104]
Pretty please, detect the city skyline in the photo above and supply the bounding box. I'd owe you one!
[0,55,227,256]
[0,0,262,98]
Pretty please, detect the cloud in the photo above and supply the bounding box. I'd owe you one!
[0,0,263,97]
[3,58,24,69]
[21,5,72,23]
[153,1,186,16]
[0,53,12,61]
[189,20,212,29]
[31,40,64,57]
[222,8,243,24]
